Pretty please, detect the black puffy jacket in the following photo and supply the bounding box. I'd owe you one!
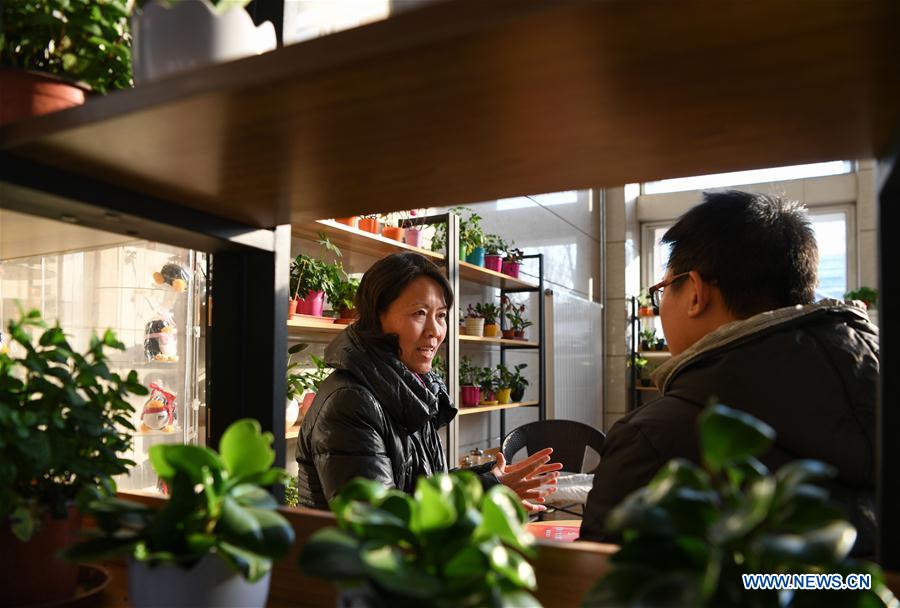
[296,326,484,509]
[581,301,878,555]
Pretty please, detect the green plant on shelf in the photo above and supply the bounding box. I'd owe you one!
[465,303,484,319]
[473,302,501,325]
[431,354,447,383]
[0,309,148,542]
[298,473,539,607]
[286,342,309,401]
[430,206,485,256]
[289,354,331,397]
[290,233,345,303]
[844,286,878,310]
[501,297,533,331]
[459,356,480,386]
[583,403,897,607]
[0,0,134,93]
[66,418,295,582]
[504,247,524,264]
[495,363,515,390]
[476,365,497,393]
[484,233,508,256]
[508,363,529,401]
[333,276,360,316]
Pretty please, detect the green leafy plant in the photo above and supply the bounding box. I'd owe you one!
[474,302,501,325]
[504,247,524,264]
[287,354,331,399]
[459,356,479,386]
[286,342,309,401]
[0,309,147,541]
[299,472,540,607]
[0,0,133,93]
[508,363,529,394]
[290,233,344,301]
[501,297,533,331]
[431,354,447,382]
[431,207,485,256]
[636,289,652,309]
[495,363,514,390]
[476,366,497,393]
[583,403,897,607]
[844,287,878,310]
[284,476,299,508]
[66,419,295,582]
[333,276,360,315]
[484,234,508,256]
[465,303,484,320]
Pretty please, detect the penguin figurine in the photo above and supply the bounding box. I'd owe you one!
[144,315,179,362]
[153,262,191,292]
[140,383,177,433]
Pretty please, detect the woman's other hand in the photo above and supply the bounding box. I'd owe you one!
[492,447,563,513]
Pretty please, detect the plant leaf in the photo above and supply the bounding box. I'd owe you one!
[699,404,775,472]
[219,419,275,480]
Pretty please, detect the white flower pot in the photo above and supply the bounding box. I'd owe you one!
[129,553,271,608]
[464,317,485,337]
[286,397,300,427]
[132,0,277,84]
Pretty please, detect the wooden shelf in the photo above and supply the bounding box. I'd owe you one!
[286,423,301,439]
[460,334,538,348]
[639,351,671,358]
[9,2,891,227]
[294,220,443,262]
[458,400,539,415]
[287,317,345,336]
[459,261,538,290]
[635,386,659,392]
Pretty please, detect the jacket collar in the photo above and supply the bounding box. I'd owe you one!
[651,299,873,393]
[324,326,457,434]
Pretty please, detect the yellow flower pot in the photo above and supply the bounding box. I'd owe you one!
[483,323,501,338]
[496,388,512,404]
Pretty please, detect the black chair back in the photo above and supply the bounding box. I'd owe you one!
[501,419,605,474]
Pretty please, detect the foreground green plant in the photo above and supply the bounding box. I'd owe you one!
[583,404,896,608]
[0,310,147,541]
[0,0,133,93]
[300,473,541,607]
[66,419,295,582]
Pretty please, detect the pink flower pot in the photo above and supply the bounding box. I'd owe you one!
[296,290,325,316]
[484,254,503,272]
[461,386,481,407]
[405,228,423,248]
[501,261,521,278]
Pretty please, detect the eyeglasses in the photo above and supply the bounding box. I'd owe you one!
[648,272,691,308]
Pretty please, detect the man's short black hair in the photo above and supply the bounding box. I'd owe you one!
[354,252,453,352]
[662,190,819,318]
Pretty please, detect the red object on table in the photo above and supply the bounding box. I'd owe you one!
[525,519,581,542]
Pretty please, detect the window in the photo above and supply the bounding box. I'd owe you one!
[642,206,854,304]
[642,161,853,195]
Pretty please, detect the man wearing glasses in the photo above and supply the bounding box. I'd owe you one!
[580,190,878,556]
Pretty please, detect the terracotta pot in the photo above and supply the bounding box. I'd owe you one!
[461,386,481,407]
[514,329,526,339]
[382,226,404,241]
[296,290,325,316]
[501,260,521,278]
[638,306,657,317]
[483,323,501,338]
[0,505,83,605]
[464,317,485,337]
[404,228,423,247]
[335,307,358,324]
[502,329,516,339]
[358,218,379,234]
[0,69,87,127]
[484,254,503,272]
[335,216,359,228]
[496,388,512,404]
[287,297,298,319]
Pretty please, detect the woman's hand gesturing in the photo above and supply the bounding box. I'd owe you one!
[492,447,563,513]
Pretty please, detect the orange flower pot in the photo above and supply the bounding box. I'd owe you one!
[0,69,87,127]
[382,226,404,241]
[335,216,359,228]
[358,218,379,234]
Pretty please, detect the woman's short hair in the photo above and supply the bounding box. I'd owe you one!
[354,252,454,350]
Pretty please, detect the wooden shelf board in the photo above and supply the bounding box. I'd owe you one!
[639,351,671,358]
[287,318,344,336]
[635,386,659,392]
[460,334,539,348]
[294,220,443,262]
[459,261,538,290]
[7,1,892,226]
[458,400,539,415]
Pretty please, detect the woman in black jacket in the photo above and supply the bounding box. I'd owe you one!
[296,252,559,511]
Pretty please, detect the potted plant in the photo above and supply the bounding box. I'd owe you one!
[583,404,898,607]
[502,297,533,340]
[463,219,486,267]
[844,286,878,310]
[495,363,514,404]
[640,326,657,351]
[131,0,276,84]
[637,289,656,317]
[474,301,502,337]
[285,342,309,427]
[299,472,540,607]
[509,363,529,403]
[430,206,484,261]
[655,336,668,351]
[290,354,331,419]
[477,366,498,405]
[501,247,524,278]
[358,214,380,234]
[66,418,294,607]
[483,234,508,272]
[0,310,148,605]
[0,0,133,126]
[334,216,359,228]
[333,276,361,324]
[459,356,481,407]
[402,209,427,248]
[629,355,651,387]
[380,212,405,242]
[290,234,343,318]
[464,303,486,337]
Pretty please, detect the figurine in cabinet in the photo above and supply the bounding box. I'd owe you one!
[140,382,177,433]
[144,313,179,362]
[152,261,191,292]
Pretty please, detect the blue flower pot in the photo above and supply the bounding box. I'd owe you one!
[466,247,485,267]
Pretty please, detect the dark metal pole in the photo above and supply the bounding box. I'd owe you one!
[877,154,899,568]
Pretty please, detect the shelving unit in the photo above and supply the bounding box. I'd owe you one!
[294,219,443,262]
[458,401,539,416]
